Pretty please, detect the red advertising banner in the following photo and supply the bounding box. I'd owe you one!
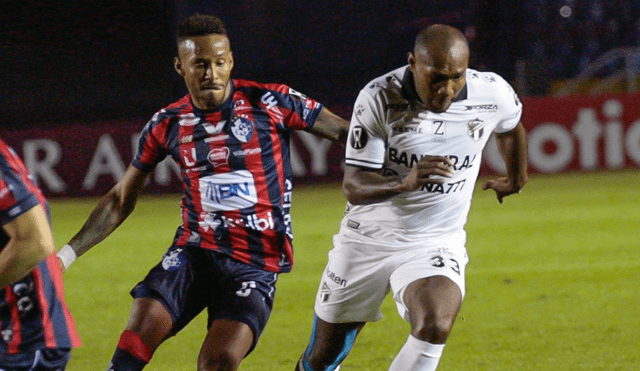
[1,120,345,197]
[482,92,640,174]
[2,93,639,197]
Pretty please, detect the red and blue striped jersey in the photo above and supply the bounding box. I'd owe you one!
[132,79,323,273]
[0,138,81,354]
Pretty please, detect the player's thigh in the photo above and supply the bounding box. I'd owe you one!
[129,246,214,335]
[314,235,393,323]
[0,348,71,371]
[206,256,279,356]
[390,245,468,322]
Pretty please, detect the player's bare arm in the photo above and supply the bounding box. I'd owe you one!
[343,156,454,205]
[65,165,151,260]
[0,204,56,287]
[482,122,528,203]
[307,107,349,145]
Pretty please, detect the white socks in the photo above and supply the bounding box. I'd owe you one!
[388,335,445,371]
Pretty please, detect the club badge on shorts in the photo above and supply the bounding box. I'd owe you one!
[162,248,185,271]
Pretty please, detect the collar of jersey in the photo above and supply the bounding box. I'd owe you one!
[400,66,468,104]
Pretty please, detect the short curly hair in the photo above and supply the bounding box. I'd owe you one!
[176,13,227,41]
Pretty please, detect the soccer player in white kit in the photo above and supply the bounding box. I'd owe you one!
[295,24,528,371]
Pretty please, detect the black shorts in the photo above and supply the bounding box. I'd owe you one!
[130,246,278,353]
[0,348,71,371]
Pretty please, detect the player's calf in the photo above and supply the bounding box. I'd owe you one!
[107,330,154,371]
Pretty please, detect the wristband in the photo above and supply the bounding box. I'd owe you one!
[57,244,77,270]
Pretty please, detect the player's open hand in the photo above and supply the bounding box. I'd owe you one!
[482,177,525,204]
[402,156,454,191]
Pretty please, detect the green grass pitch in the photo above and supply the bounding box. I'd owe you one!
[50,170,640,370]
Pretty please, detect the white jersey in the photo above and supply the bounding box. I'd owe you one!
[341,66,522,246]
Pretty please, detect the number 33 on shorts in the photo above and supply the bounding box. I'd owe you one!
[429,255,461,275]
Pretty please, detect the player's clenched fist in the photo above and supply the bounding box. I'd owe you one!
[402,155,455,191]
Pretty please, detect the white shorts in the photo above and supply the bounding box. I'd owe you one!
[314,232,468,323]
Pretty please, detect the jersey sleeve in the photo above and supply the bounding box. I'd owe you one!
[493,74,523,133]
[0,157,40,226]
[274,85,324,131]
[344,89,387,169]
[131,111,169,172]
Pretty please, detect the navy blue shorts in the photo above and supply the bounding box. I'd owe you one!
[0,348,71,371]
[130,246,278,353]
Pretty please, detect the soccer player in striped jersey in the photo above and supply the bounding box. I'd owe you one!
[296,24,528,371]
[0,137,81,370]
[57,13,348,371]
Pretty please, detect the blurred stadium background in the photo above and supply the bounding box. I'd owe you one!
[1,1,639,370]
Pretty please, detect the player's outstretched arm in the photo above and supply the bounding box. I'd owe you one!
[343,156,454,205]
[0,204,56,287]
[307,107,349,145]
[482,122,528,203]
[58,165,151,270]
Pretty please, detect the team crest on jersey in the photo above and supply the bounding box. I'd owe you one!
[208,147,230,167]
[162,248,185,271]
[350,125,368,149]
[467,119,485,142]
[230,117,254,143]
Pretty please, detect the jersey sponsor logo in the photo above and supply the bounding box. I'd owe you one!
[207,147,230,167]
[178,113,200,126]
[325,267,348,287]
[346,219,360,230]
[230,117,254,143]
[467,119,485,142]
[162,248,184,271]
[233,147,262,158]
[420,179,467,194]
[261,92,278,110]
[392,125,423,134]
[464,104,498,112]
[233,99,252,113]
[200,211,275,232]
[182,148,197,167]
[432,120,446,135]
[199,170,258,211]
[205,134,230,143]
[388,148,477,171]
[350,126,368,149]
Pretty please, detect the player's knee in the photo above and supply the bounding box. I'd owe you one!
[411,315,455,343]
[197,349,241,371]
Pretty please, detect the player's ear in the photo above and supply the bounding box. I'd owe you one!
[407,51,416,68]
[174,57,185,76]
